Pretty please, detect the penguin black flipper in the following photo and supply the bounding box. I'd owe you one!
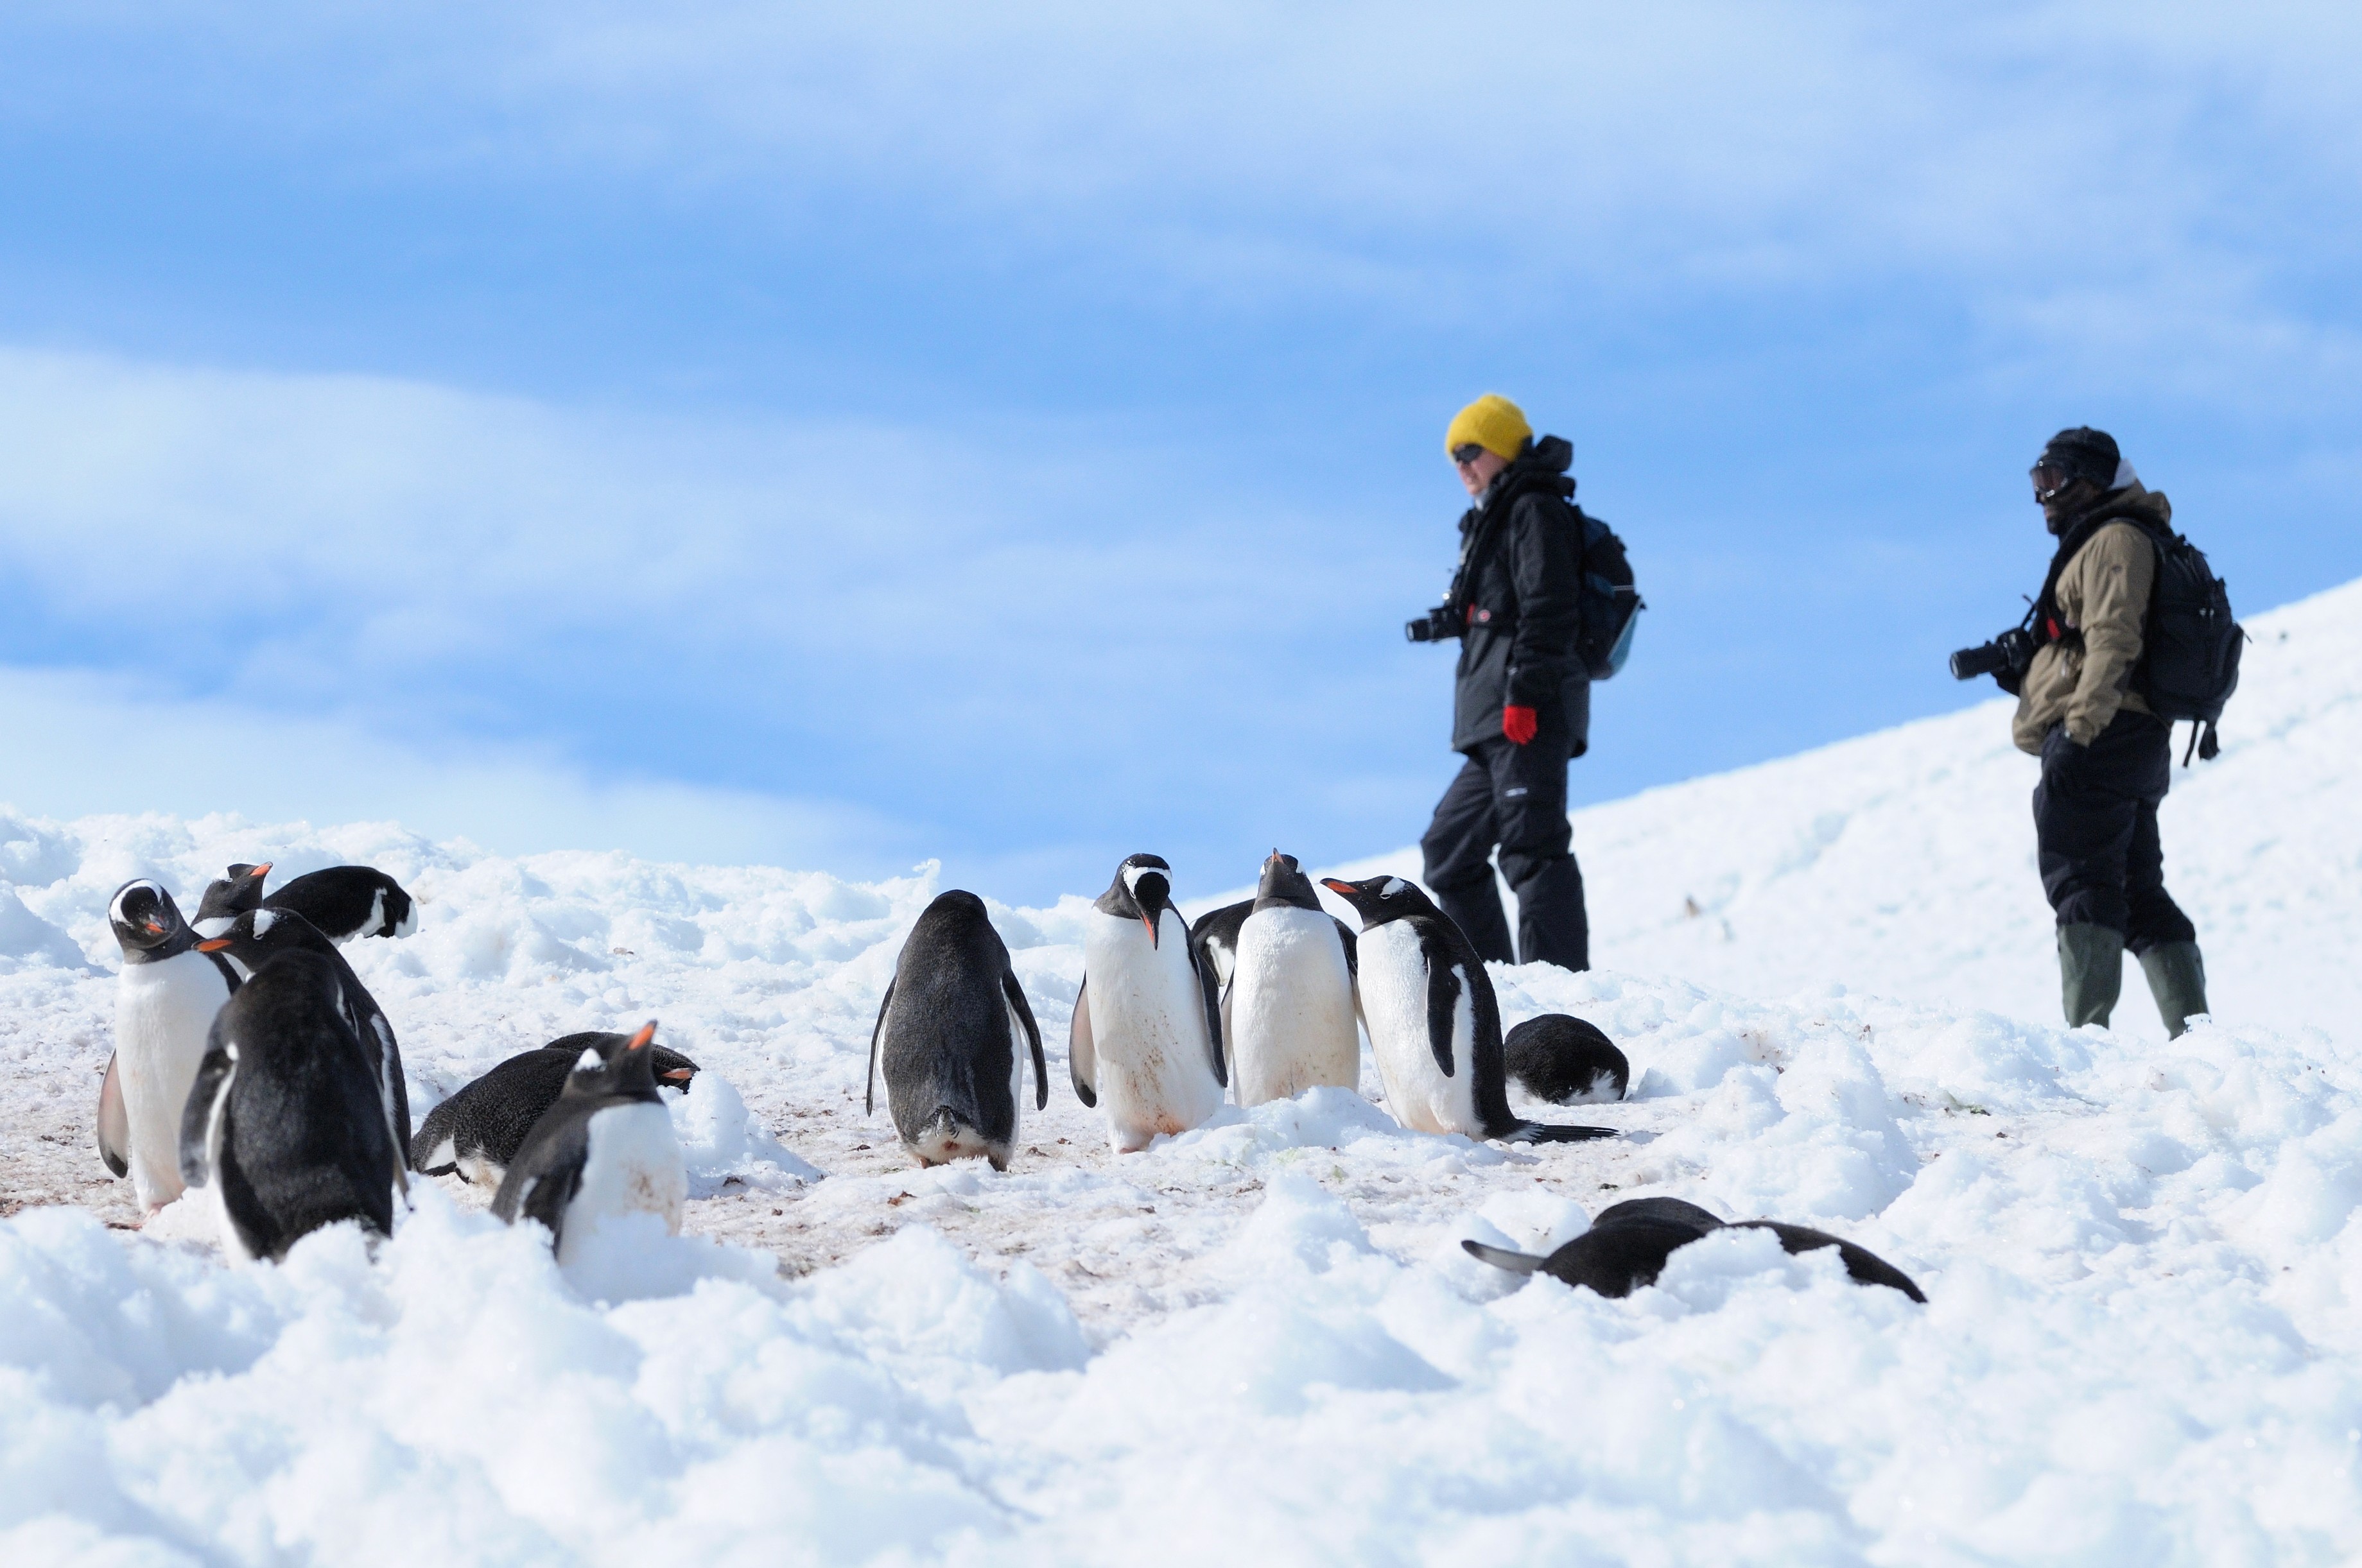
[1003,969,1048,1110]
[1068,977,1097,1107]
[1498,1120,1619,1144]
[1333,919,1358,978]
[1185,928,1227,1088]
[96,1053,130,1177]
[865,977,896,1116]
[1460,1239,1550,1275]
[1420,942,1461,1079]
[491,1114,590,1244]
[177,1040,236,1189]
[1737,1221,1928,1303]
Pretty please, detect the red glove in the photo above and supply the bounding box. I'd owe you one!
[1502,705,1538,746]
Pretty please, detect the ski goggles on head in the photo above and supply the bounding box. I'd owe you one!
[2030,460,2077,503]
[1450,444,1489,466]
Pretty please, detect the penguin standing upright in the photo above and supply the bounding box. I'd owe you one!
[192,863,272,938]
[413,1035,699,1185]
[866,890,1046,1170]
[1071,854,1226,1153]
[265,866,418,943]
[1224,851,1360,1107]
[101,879,239,1213]
[177,948,399,1262]
[492,1021,686,1262]
[197,907,412,1179]
[1321,875,1613,1144]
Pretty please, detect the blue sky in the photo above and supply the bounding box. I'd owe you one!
[0,3,2356,902]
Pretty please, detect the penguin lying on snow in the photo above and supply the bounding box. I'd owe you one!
[198,907,412,1183]
[867,890,1046,1171]
[413,1034,700,1185]
[266,865,419,943]
[193,862,271,938]
[1195,852,1359,1107]
[178,949,400,1262]
[100,879,241,1214]
[1320,875,1614,1144]
[1504,1013,1629,1104]
[1072,854,1226,1153]
[493,1022,687,1262]
[1463,1196,1926,1302]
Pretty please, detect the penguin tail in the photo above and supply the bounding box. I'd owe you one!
[1461,1239,1550,1275]
[1501,1120,1618,1144]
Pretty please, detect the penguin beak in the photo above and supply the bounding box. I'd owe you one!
[1319,878,1354,897]
[197,938,232,952]
[144,921,165,935]
[662,1068,693,1082]
[1134,879,1171,947]
[627,1021,657,1052]
[250,863,272,879]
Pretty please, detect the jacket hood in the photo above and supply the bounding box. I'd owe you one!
[1473,434,1574,515]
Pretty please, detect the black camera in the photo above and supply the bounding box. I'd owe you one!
[1949,626,2035,682]
[1405,605,1459,643]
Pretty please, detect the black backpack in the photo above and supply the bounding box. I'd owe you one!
[2128,519,2244,762]
[1574,506,1644,680]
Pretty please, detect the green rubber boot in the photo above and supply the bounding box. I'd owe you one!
[2138,942,2209,1038]
[2058,923,2124,1030]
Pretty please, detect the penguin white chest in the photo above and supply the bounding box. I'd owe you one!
[1358,924,1480,1136]
[1229,907,1359,1105]
[1082,911,1220,1148]
[115,956,229,1210]
[558,1101,686,1264]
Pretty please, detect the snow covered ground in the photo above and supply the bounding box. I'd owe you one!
[2,578,2359,1565]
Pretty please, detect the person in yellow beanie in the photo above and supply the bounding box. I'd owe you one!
[1403,394,1592,971]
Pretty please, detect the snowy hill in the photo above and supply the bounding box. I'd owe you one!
[3,579,2361,1564]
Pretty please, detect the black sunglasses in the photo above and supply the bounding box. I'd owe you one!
[1450,444,1489,466]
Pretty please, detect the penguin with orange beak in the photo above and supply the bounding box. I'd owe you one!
[493,1021,687,1262]
[100,878,239,1214]
[1070,854,1226,1153]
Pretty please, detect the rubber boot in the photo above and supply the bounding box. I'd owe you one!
[2138,942,2209,1038]
[2058,923,2124,1030]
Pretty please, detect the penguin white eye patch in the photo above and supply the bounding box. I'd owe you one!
[576,1047,604,1073]
[1381,877,1408,898]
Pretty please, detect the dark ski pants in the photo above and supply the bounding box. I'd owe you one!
[1421,736,1588,970]
[2033,709,2198,952]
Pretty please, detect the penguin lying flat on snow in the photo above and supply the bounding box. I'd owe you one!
[1072,854,1226,1153]
[265,865,419,944]
[198,907,412,1182]
[178,949,399,1262]
[1504,1013,1630,1104]
[193,863,271,939]
[101,879,240,1214]
[1320,875,1613,1144]
[414,1034,699,1185]
[492,1021,687,1262]
[1463,1196,1926,1302]
[867,890,1046,1171]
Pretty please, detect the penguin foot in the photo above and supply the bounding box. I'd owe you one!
[1499,1121,1618,1144]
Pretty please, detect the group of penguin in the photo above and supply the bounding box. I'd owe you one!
[96,848,1922,1304]
[869,850,1925,1304]
[97,862,693,1267]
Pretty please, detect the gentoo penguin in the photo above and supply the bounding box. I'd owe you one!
[413,1034,700,1185]
[1463,1196,1926,1302]
[1222,851,1360,1107]
[865,890,1046,1171]
[102,879,240,1213]
[193,862,272,938]
[265,865,419,943]
[197,907,412,1180]
[492,1021,687,1262]
[1320,875,1613,1144]
[1504,1013,1630,1104]
[1072,853,1226,1153]
[177,948,398,1262]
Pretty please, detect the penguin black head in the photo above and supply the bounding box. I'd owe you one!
[1318,874,1439,930]
[195,862,272,927]
[1099,854,1176,945]
[194,905,324,975]
[109,879,195,960]
[1255,850,1322,912]
[562,1021,666,1101]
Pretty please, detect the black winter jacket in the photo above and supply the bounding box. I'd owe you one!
[1443,435,1591,757]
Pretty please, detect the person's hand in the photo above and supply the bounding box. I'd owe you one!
[1502,705,1538,746]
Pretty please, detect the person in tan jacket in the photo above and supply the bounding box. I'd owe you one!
[2010,427,2208,1036]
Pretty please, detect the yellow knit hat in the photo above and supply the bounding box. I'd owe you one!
[1444,393,1532,461]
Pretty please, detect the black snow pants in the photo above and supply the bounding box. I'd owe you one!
[2033,709,2198,952]
[1420,734,1588,971]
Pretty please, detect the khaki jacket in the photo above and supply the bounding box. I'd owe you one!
[2011,487,2166,754]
